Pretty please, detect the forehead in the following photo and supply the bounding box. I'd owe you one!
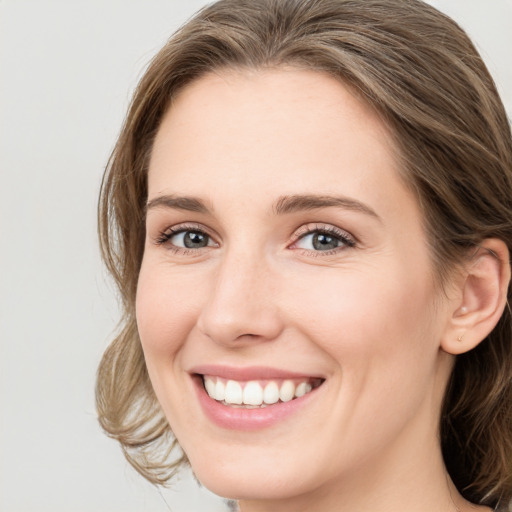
[152,68,394,157]
[148,68,417,224]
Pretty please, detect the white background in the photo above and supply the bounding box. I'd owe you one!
[1,1,511,511]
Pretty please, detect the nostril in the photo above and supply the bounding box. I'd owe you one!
[197,310,283,346]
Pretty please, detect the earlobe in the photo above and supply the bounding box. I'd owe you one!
[441,239,510,355]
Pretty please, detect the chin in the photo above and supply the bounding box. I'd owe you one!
[192,460,316,502]
[179,436,330,503]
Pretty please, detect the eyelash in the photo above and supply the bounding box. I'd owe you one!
[291,224,356,256]
[153,222,356,256]
[154,223,214,255]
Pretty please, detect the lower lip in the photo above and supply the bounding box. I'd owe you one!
[193,376,321,431]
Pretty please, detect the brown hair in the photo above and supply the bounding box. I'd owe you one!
[96,0,512,506]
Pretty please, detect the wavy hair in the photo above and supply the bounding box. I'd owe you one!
[96,0,512,507]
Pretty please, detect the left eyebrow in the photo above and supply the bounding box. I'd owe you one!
[273,194,381,222]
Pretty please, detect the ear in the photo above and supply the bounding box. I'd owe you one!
[441,239,510,355]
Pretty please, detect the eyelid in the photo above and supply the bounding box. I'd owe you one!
[151,221,355,255]
[289,223,356,253]
[293,223,355,240]
[152,222,219,248]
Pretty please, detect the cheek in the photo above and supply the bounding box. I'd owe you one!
[287,259,440,380]
[135,262,201,358]
[286,262,442,452]
[135,262,204,426]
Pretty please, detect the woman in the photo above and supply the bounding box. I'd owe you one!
[96,0,512,510]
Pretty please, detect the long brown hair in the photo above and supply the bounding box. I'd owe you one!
[96,0,512,506]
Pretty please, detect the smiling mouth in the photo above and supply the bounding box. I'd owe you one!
[201,375,324,408]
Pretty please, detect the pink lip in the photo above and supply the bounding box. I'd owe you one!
[190,364,322,381]
[190,366,324,431]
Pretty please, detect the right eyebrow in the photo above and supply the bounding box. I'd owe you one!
[145,195,211,214]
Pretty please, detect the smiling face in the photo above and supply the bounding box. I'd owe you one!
[136,69,457,507]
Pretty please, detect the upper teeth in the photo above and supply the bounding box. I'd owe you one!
[203,376,314,406]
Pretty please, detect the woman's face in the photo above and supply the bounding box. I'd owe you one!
[137,69,456,504]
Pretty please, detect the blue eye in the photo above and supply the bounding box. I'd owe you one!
[168,230,213,249]
[155,226,217,251]
[296,232,342,251]
[293,227,355,253]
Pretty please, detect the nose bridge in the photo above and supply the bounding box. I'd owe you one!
[197,245,283,345]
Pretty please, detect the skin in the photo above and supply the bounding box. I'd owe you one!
[136,68,495,512]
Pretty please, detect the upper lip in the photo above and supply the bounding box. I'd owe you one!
[189,364,324,381]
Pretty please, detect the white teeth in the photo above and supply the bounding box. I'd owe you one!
[263,381,280,404]
[214,380,225,401]
[225,380,243,405]
[279,380,295,402]
[243,381,263,405]
[202,375,318,407]
[204,377,216,398]
[295,382,307,398]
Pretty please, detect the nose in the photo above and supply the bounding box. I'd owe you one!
[196,250,284,346]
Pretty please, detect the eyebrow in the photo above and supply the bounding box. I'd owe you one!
[146,193,380,221]
[146,195,210,213]
[274,194,381,221]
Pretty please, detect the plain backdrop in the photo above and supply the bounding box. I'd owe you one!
[0,1,511,511]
